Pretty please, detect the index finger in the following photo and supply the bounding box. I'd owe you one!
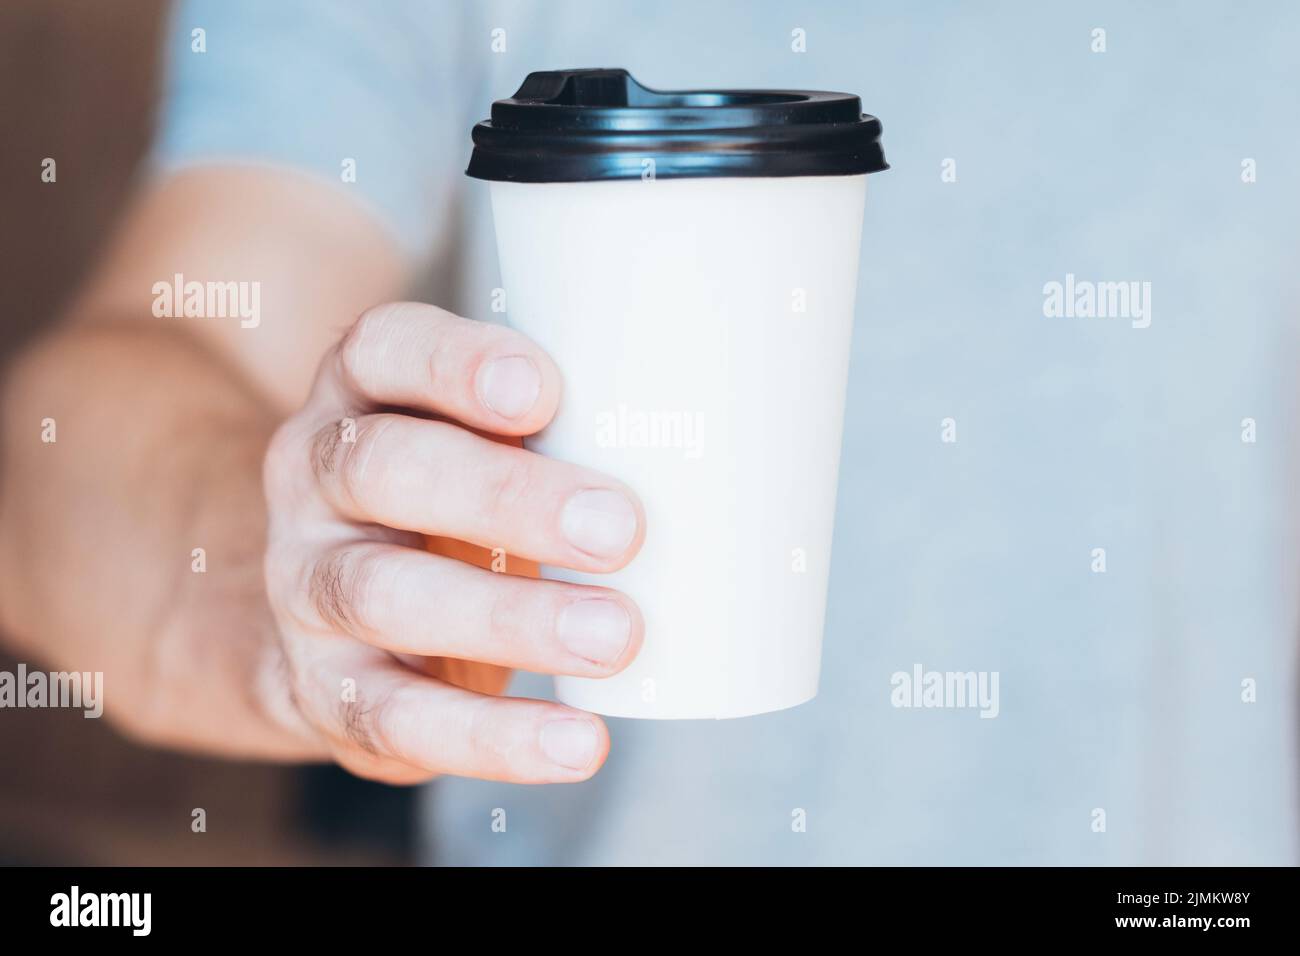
[318,301,562,436]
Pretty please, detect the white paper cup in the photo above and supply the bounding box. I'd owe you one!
[468,70,886,718]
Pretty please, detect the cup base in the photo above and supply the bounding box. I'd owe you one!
[554,685,819,721]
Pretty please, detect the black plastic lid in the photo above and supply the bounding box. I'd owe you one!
[466,68,888,183]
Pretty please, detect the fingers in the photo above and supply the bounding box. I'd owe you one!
[322,301,562,436]
[295,541,642,676]
[301,647,611,784]
[309,413,645,572]
[266,301,642,786]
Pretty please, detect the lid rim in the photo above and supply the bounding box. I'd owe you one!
[467,68,888,184]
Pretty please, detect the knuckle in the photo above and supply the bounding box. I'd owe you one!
[308,548,383,634]
[264,420,297,474]
[425,321,453,388]
[343,686,415,764]
[308,418,351,484]
[480,455,536,521]
[463,699,542,776]
[308,550,354,631]
[337,305,396,391]
[463,700,509,770]
[273,647,309,724]
[263,543,298,616]
[487,583,529,656]
[263,420,308,500]
[281,645,347,739]
[339,692,387,758]
[321,415,395,510]
[347,417,393,495]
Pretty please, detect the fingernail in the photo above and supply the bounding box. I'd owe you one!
[540,719,599,771]
[557,599,632,664]
[561,488,638,558]
[476,355,541,419]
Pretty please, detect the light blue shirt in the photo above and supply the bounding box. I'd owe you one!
[156,0,1299,864]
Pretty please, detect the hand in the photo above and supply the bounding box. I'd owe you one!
[261,302,645,784]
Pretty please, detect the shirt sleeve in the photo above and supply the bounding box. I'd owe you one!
[150,0,467,261]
